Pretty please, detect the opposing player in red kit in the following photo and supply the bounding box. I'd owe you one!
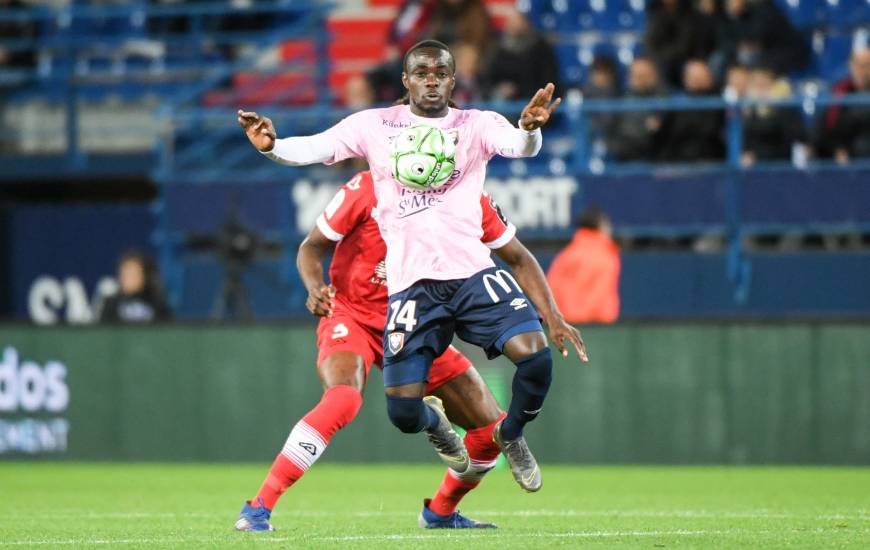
[235,171,585,531]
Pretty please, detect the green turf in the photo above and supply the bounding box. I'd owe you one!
[1,463,869,548]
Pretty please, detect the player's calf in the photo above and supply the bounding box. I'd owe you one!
[502,346,553,440]
[245,384,363,518]
[497,345,552,493]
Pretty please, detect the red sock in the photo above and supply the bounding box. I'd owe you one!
[428,412,506,516]
[253,385,362,509]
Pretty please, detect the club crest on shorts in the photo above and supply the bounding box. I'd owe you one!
[388,332,405,354]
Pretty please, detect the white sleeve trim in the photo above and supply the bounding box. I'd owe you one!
[261,133,336,166]
[484,222,516,249]
[316,213,344,241]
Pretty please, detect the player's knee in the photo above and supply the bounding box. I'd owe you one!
[515,347,553,393]
[386,395,427,433]
[502,330,548,360]
[323,385,363,428]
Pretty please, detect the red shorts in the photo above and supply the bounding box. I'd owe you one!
[316,310,471,393]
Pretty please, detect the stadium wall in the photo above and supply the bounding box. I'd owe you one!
[1,324,868,464]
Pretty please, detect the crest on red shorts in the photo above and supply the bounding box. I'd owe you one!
[388,332,405,354]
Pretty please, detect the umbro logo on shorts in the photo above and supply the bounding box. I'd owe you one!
[388,332,405,354]
[510,298,528,310]
[298,442,317,456]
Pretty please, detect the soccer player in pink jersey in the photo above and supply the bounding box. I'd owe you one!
[235,170,583,531]
[240,40,588,493]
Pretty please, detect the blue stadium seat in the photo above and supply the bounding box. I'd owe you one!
[519,0,559,31]
[556,43,584,85]
[580,0,624,32]
[827,0,870,26]
[548,0,588,32]
[615,0,646,31]
[817,32,853,81]
[774,0,828,29]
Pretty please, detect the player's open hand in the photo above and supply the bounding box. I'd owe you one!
[306,284,336,317]
[238,109,277,152]
[548,316,588,363]
[520,83,561,131]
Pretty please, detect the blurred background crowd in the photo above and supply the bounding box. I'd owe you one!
[340,0,869,166]
[1,0,868,163]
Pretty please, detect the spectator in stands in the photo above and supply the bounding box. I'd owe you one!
[584,55,620,99]
[583,55,620,140]
[366,57,406,104]
[389,0,493,53]
[546,207,620,324]
[693,0,724,64]
[724,64,750,99]
[451,42,483,106]
[817,48,870,164]
[607,57,669,161]
[645,0,718,88]
[0,0,37,70]
[100,251,172,324]
[429,0,493,57]
[343,74,375,109]
[713,0,808,79]
[389,0,438,54]
[741,65,804,167]
[662,60,724,161]
[482,7,559,101]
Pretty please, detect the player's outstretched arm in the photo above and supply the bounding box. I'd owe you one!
[495,236,589,363]
[484,83,559,159]
[297,226,337,317]
[237,109,337,166]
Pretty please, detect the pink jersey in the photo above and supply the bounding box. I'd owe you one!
[319,105,539,294]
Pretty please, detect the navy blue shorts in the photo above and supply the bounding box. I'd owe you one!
[382,266,543,387]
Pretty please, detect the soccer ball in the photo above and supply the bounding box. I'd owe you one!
[389,125,456,191]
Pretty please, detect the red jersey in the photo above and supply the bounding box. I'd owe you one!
[315,171,515,330]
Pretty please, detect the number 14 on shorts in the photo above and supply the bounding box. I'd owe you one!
[387,299,418,331]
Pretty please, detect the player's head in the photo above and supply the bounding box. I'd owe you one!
[402,40,456,117]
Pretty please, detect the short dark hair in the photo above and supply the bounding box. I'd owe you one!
[590,55,618,77]
[403,39,454,73]
[577,206,610,230]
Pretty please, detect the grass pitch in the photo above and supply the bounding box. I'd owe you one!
[1,463,869,548]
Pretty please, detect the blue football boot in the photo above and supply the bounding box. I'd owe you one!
[418,498,497,529]
[234,497,275,531]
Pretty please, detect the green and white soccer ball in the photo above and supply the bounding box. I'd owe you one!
[389,125,456,191]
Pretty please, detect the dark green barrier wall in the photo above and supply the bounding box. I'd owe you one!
[1,324,868,464]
